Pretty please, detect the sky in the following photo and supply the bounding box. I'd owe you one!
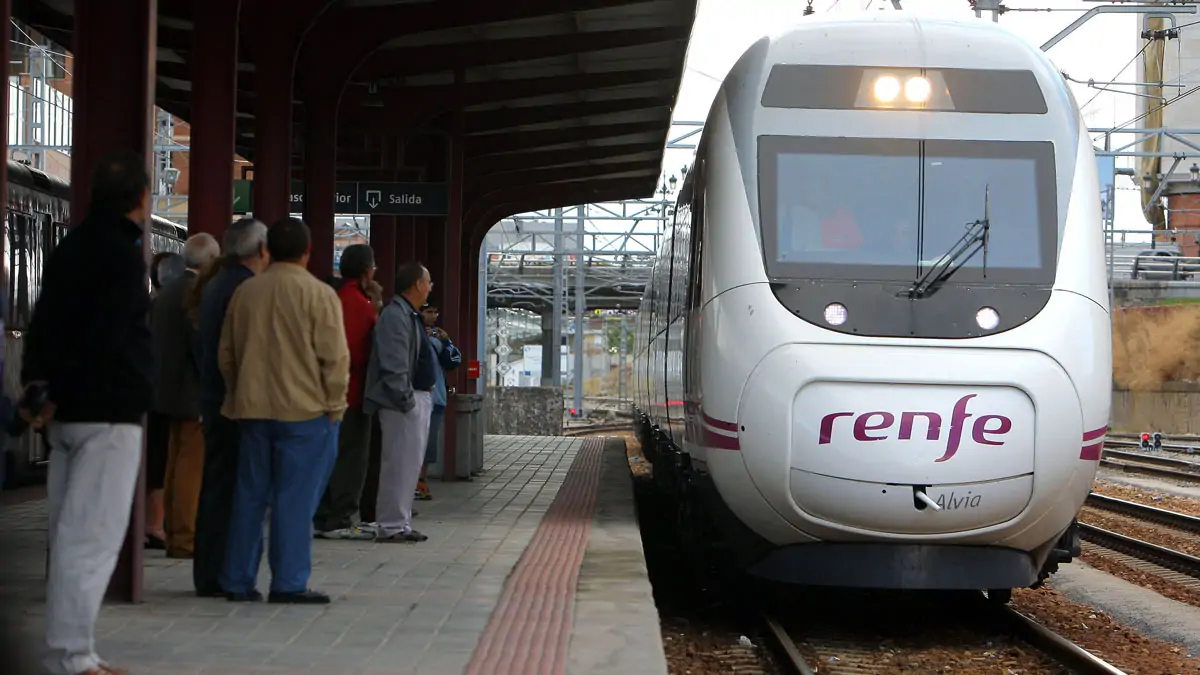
[659,0,1161,236]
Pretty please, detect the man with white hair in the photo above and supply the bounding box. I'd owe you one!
[192,217,270,598]
[151,232,221,559]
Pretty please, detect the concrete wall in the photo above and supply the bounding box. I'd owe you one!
[1112,382,1200,433]
[486,386,563,436]
[1112,280,1200,306]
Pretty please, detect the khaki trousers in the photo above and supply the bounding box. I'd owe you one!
[164,417,205,556]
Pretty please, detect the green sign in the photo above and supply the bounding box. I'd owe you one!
[231,179,449,217]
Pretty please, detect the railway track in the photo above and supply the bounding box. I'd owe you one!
[1079,493,1200,591]
[1099,448,1200,484]
[761,592,1128,675]
[1106,438,1200,455]
[561,422,634,437]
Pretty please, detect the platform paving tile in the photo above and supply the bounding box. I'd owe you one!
[0,435,584,674]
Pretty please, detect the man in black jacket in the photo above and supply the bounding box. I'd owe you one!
[20,150,154,675]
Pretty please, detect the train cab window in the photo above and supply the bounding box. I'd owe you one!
[759,135,1057,286]
[920,140,1048,271]
[768,138,920,278]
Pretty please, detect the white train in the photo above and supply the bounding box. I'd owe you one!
[633,12,1111,601]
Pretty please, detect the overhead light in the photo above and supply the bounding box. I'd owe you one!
[363,82,384,108]
[873,76,900,103]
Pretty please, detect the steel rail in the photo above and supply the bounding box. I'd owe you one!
[997,603,1129,675]
[1079,523,1200,579]
[761,613,816,675]
[1085,493,1200,534]
[1102,449,1200,471]
[762,600,1128,675]
[1099,457,1200,484]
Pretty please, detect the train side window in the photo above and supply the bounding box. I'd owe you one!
[688,161,706,311]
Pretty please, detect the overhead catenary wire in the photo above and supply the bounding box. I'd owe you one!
[1077,41,1152,112]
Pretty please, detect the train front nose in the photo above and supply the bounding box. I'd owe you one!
[790,383,1035,534]
[737,344,1082,537]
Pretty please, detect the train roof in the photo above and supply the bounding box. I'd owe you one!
[758,12,1054,72]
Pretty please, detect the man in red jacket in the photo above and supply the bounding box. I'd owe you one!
[314,244,378,540]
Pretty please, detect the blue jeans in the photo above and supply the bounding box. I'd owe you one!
[425,405,445,465]
[220,416,339,594]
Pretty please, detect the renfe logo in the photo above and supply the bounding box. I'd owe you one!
[817,394,1012,463]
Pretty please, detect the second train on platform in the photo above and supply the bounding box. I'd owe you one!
[632,12,1111,599]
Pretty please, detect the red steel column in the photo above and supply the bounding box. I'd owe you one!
[396,216,416,262]
[370,215,397,301]
[413,219,429,268]
[189,0,240,238]
[251,2,295,225]
[442,79,466,480]
[303,97,337,278]
[69,0,158,603]
[0,0,10,243]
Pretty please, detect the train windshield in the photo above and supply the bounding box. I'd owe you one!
[758,137,1058,285]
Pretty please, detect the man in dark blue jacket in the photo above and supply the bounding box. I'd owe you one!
[192,217,270,599]
[20,150,154,675]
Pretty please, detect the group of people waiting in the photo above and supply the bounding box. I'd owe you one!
[16,151,460,675]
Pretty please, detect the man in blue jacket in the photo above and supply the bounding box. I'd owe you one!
[192,217,270,599]
[415,303,461,500]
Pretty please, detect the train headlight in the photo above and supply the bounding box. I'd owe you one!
[824,303,848,326]
[975,307,1000,330]
[873,76,901,103]
[855,69,954,110]
[905,76,931,103]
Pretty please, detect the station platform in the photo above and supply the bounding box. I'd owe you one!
[0,435,667,675]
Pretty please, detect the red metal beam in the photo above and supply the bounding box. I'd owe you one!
[188,0,241,238]
[341,94,674,136]
[467,121,665,157]
[304,0,666,80]
[469,160,657,197]
[467,141,664,178]
[465,177,653,240]
[341,69,676,111]
[356,27,688,82]
[68,0,159,604]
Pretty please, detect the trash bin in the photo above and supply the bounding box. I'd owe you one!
[454,394,484,479]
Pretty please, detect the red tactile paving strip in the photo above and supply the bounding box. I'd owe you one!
[464,438,605,675]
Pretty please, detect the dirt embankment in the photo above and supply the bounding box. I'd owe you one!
[1114,304,1200,390]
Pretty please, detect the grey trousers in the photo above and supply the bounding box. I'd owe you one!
[314,406,373,531]
[377,391,432,538]
[44,422,143,675]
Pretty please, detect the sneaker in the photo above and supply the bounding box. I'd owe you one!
[416,481,432,500]
[356,521,380,534]
[315,526,375,541]
[376,529,428,543]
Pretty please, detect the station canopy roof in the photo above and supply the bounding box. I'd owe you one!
[16,0,699,208]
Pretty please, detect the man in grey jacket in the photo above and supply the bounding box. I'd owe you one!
[152,233,220,558]
[363,261,435,543]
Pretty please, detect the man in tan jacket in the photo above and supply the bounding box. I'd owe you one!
[218,217,350,605]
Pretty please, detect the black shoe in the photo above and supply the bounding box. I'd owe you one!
[226,590,263,602]
[196,587,224,598]
[376,530,428,543]
[268,589,331,604]
[144,534,165,551]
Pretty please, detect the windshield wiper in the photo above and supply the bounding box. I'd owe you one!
[903,185,991,300]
